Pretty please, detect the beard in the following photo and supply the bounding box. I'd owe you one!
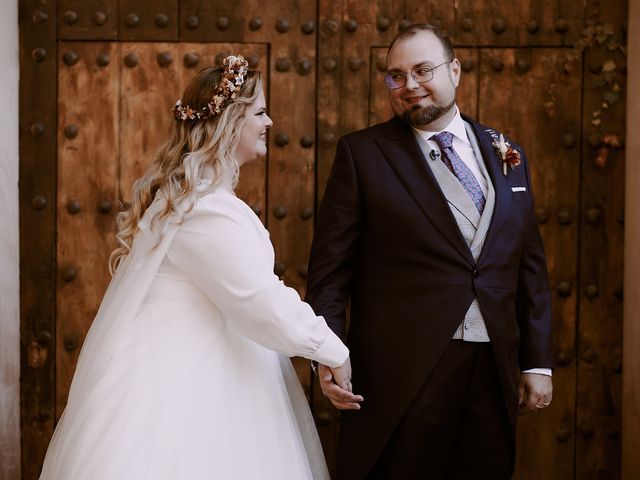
[401,99,455,127]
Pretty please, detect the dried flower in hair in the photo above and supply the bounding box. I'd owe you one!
[171,55,250,121]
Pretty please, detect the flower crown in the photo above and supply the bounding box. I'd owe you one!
[172,55,250,121]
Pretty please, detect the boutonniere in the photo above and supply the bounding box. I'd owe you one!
[486,130,522,176]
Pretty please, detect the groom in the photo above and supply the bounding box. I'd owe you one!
[306,24,553,479]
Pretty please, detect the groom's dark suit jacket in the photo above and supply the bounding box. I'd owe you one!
[306,114,553,479]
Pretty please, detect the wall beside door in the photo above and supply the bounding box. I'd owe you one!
[18,0,629,478]
[1,0,20,479]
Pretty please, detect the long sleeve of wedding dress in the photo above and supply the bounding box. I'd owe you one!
[39,187,339,480]
[167,190,349,368]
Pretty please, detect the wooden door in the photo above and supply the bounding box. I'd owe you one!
[19,0,627,478]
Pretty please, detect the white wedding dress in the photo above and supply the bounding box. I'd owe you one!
[40,180,348,479]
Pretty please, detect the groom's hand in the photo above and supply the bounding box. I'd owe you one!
[518,373,553,415]
[318,363,363,410]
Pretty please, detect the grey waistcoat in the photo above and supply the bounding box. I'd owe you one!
[413,122,494,342]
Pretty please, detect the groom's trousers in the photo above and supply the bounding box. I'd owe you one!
[362,340,513,480]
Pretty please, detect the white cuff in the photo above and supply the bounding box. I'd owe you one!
[522,368,552,377]
[310,329,349,368]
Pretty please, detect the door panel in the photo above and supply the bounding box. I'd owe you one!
[478,48,582,479]
[56,41,120,418]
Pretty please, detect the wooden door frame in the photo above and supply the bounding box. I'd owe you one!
[623,0,640,477]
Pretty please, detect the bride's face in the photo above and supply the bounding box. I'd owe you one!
[236,90,273,166]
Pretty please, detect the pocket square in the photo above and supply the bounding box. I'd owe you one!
[511,186,527,192]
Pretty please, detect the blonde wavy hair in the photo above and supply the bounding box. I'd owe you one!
[109,66,263,274]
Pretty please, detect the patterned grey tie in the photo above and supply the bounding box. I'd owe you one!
[430,131,486,214]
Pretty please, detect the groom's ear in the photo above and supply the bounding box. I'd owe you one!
[449,58,461,88]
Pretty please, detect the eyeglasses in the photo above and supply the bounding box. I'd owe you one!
[384,61,452,89]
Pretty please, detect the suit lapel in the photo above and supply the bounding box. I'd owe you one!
[465,122,495,253]
[461,114,512,264]
[376,117,474,265]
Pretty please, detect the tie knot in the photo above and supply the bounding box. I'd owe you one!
[430,131,454,150]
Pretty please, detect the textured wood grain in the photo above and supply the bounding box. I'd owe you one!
[623,1,640,476]
[317,0,344,202]
[258,1,319,399]
[19,0,58,476]
[314,0,346,465]
[56,41,120,418]
[479,48,582,480]
[576,48,626,480]
[59,0,117,40]
[456,0,583,46]
[118,0,177,40]
[178,0,245,42]
[577,3,627,478]
[119,42,182,205]
[404,0,455,38]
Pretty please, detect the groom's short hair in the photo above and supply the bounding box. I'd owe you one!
[388,23,455,62]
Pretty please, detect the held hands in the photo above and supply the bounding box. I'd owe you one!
[318,358,364,410]
[518,373,553,415]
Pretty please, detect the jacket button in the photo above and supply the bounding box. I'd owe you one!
[473,269,479,279]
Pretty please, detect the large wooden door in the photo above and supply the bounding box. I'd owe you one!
[19,0,627,478]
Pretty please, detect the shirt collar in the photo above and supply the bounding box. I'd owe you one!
[412,105,468,145]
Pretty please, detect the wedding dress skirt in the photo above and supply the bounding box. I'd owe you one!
[40,186,347,479]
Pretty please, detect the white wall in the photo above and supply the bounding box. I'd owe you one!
[0,0,20,477]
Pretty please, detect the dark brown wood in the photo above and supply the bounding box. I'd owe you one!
[316,0,344,203]
[576,42,626,480]
[119,42,182,204]
[314,1,345,466]
[403,0,455,39]
[19,0,58,477]
[178,0,245,42]
[623,1,640,476]
[56,42,120,418]
[256,1,318,398]
[478,48,582,480]
[456,0,583,46]
[453,48,479,118]
[59,0,117,40]
[118,0,177,40]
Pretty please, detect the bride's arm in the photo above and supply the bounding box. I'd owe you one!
[167,193,349,368]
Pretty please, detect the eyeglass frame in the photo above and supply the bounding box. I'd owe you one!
[383,60,453,90]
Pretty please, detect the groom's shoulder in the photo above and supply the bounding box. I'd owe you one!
[339,116,405,146]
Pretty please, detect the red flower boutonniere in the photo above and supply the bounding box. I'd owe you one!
[491,133,522,176]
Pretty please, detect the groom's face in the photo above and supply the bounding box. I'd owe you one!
[386,31,460,130]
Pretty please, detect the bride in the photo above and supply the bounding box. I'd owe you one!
[40,55,362,479]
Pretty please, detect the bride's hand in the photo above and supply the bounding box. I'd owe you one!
[330,357,353,392]
[318,359,363,410]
